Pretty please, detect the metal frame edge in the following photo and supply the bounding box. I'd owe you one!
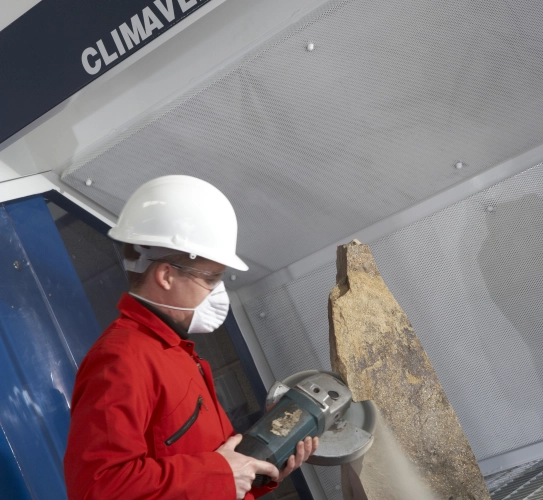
[480,441,543,477]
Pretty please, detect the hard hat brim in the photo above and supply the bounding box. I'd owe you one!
[108,228,249,271]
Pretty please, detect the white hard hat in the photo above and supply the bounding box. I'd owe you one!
[108,175,248,271]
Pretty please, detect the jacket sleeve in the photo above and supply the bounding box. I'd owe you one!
[64,346,236,500]
[250,482,280,499]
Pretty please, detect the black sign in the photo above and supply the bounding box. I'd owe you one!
[0,0,214,145]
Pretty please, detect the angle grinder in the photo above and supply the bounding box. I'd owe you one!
[234,370,376,487]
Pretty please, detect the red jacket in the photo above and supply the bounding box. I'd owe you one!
[64,293,276,499]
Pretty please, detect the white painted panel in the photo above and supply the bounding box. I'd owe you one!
[0,139,39,183]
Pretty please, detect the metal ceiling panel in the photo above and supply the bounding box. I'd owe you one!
[62,0,543,288]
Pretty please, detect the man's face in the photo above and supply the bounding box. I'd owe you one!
[159,257,226,330]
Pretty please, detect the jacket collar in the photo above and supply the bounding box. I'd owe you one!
[117,293,196,355]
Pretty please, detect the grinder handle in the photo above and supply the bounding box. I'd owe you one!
[234,434,277,488]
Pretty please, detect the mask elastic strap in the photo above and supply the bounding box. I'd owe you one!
[129,292,196,311]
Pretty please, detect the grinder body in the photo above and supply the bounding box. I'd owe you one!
[235,389,324,485]
[234,372,351,487]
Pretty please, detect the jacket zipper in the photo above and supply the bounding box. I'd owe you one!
[165,396,203,446]
[193,354,206,379]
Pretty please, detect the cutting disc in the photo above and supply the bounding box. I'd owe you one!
[266,370,376,466]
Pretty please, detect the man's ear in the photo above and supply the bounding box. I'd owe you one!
[154,263,174,291]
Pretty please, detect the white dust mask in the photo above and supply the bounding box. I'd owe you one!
[129,281,230,334]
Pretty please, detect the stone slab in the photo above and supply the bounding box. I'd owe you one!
[329,240,490,500]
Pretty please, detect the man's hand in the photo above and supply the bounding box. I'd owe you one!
[277,436,319,483]
[216,434,280,500]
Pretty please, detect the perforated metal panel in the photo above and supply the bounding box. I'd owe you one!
[63,0,543,290]
[244,164,543,496]
[245,264,335,380]
[373,174,543,462]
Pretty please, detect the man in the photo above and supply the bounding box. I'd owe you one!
[64,175,318,499]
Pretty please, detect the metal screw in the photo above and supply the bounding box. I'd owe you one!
[85,178,93,186]
[259,312,266,318]
[13,261,21,270]
[306,42,315,52]
[328,390,339,400]
[455,162,464,169]
[230,274,237,281]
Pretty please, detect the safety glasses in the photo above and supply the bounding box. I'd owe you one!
[149,259,224,290]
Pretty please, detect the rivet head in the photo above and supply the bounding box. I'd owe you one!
[306,42,315,52]
[486,205,495,212]
[259,312,266,318]
[230,274,237,281]
[85,178,93,186]
[455,162,464,169]
[13,261,21,270]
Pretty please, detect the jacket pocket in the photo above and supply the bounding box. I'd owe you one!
[164,396,203,446]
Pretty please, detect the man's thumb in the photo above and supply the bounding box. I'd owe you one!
[223,434,243,450]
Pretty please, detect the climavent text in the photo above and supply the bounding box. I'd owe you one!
[82,0,202,75]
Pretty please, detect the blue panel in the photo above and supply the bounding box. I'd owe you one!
[0,428,31,500]
[0,197,102,499]
[5,196,101,367]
